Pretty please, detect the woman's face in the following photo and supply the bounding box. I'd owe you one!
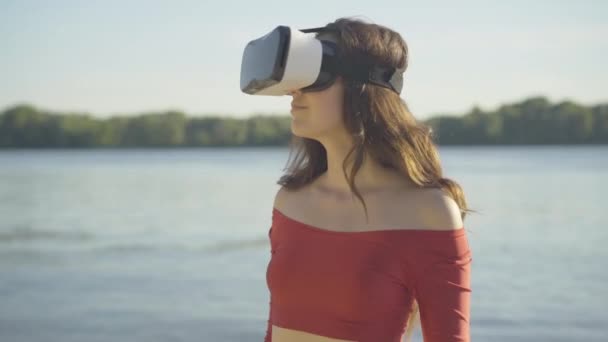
[288,76,346,140]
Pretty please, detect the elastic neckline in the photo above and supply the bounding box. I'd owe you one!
[272,207,465,236]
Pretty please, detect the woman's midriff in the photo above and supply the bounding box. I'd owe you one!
[272,325,356,342]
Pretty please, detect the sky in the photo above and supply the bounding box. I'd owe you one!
[1,0,606,120]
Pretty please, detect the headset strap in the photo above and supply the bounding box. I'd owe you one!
[299,26,337,34]
[299,26,404,94]
[336,61,403,94]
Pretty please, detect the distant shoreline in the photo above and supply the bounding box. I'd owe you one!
[1,96,607,147]
[2,144,608,151]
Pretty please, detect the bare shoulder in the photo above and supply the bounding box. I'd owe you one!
[273,186,287,209]
[273,178,318,211]
[272,185,298,211]
[414,187,464,231]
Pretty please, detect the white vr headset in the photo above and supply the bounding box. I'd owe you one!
[240,25,404,96]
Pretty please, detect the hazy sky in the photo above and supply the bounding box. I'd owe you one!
[1,0,606,119]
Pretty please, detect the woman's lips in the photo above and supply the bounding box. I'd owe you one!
[290,105,307,112]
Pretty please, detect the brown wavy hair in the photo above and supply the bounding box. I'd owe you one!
[277,17,472,341]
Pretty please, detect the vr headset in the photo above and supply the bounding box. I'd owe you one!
[240,25,404,96]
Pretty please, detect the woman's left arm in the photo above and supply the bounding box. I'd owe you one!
[410,189,473,342]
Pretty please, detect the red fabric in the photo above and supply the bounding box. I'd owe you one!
[264,208,472,342]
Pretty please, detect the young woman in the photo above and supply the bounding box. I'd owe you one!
[264,17,473,342]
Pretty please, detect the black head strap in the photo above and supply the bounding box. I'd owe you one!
[340,63,403,94]
[299,26,337,34]
[299,26,404,94]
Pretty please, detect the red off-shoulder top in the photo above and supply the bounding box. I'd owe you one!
[264,207,472,342]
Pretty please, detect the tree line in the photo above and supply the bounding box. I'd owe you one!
[0,96,606,148]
